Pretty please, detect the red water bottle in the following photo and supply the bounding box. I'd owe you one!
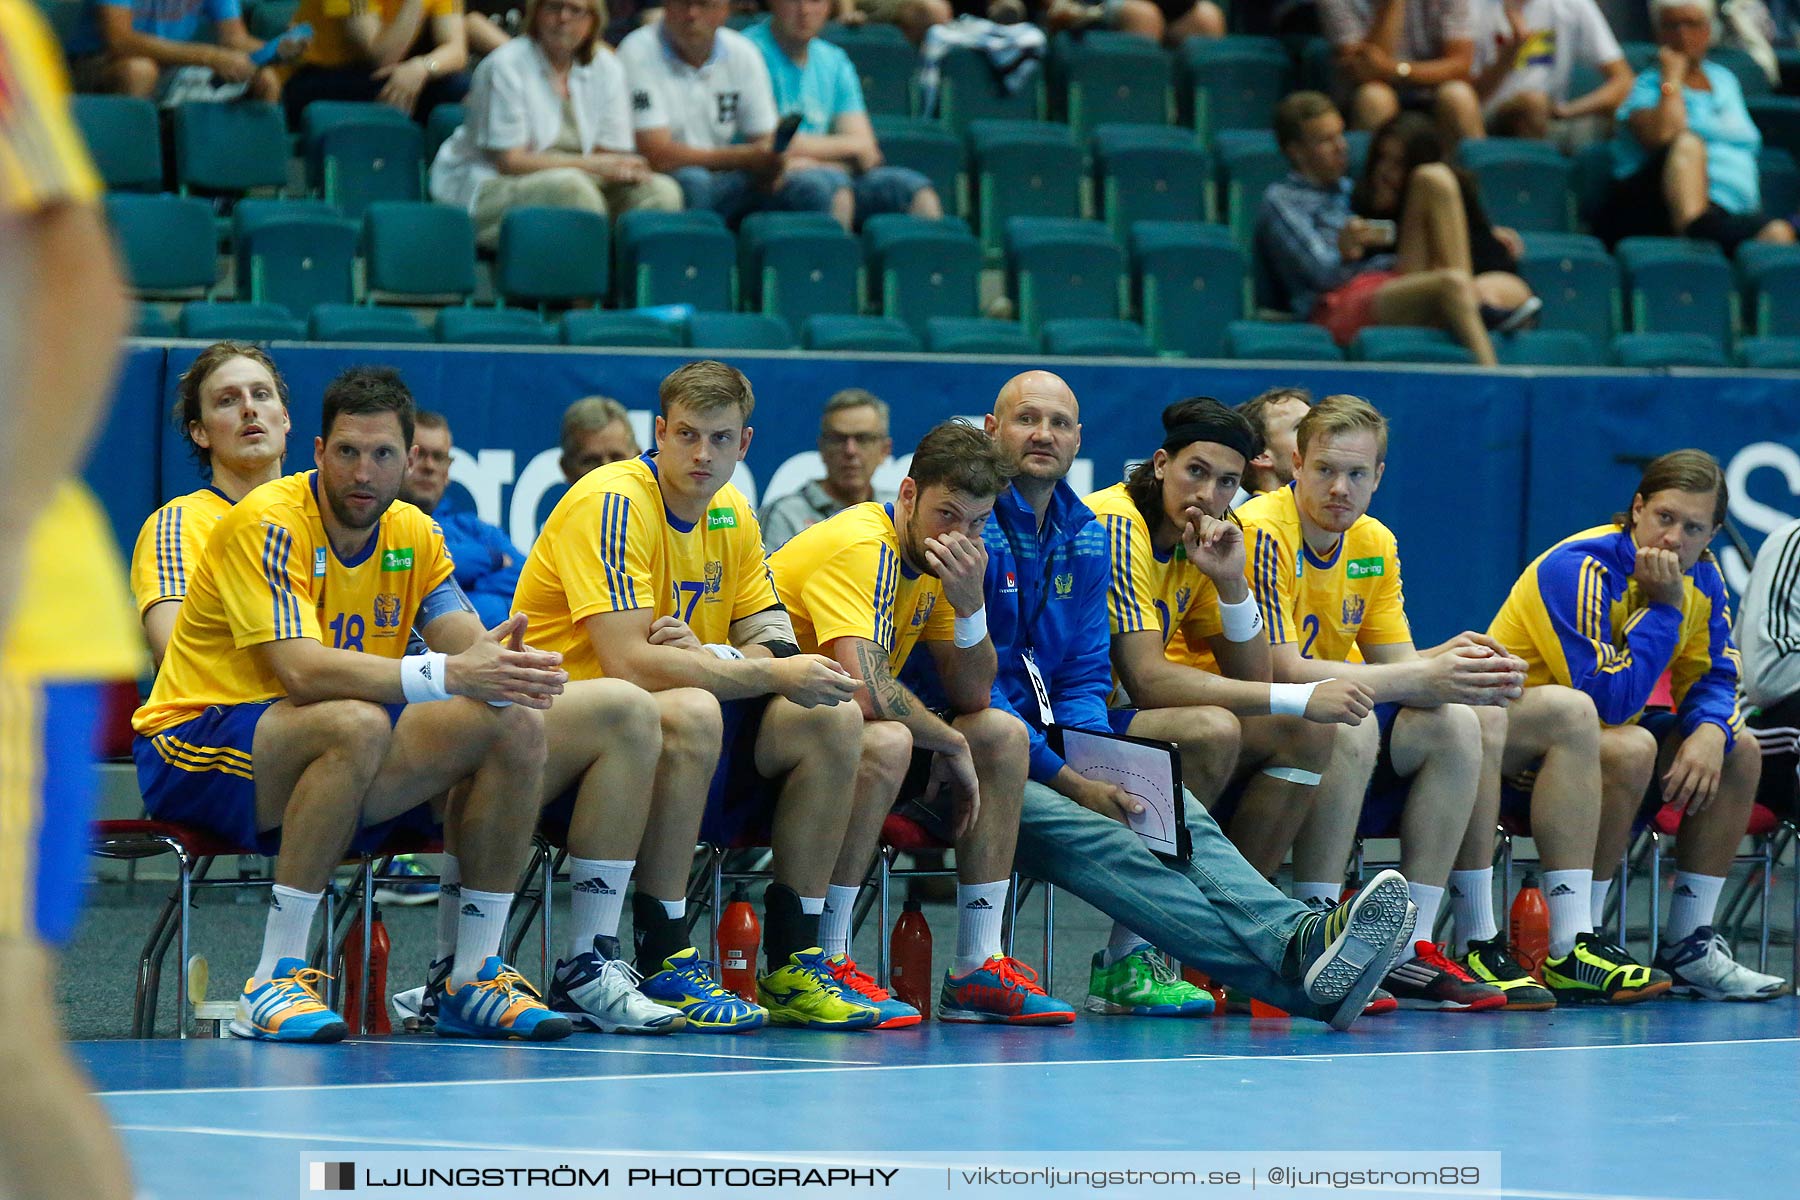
[1179,964,1227,1016]
[890,899,933,1015]
[339,904,391,1035]
[717,885,761,1002]
[1509,873,1550,981]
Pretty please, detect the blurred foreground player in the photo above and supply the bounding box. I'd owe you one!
[0,0,138,1194]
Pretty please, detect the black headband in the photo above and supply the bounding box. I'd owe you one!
[1161,418,1257,465]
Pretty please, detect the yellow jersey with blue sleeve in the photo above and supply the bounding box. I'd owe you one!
[132,471,454,737]
[0,0,102,214]
[1,484,142,943]
[512,454,777,681]
[129,487,236,617]
[1488,523,1745,746]
[1084,483,1223,656]
[1236,484,1410,662]
[767,502,953,674]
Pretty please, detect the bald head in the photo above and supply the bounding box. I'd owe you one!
[994,370,1079,423]
[987,370,1080,489]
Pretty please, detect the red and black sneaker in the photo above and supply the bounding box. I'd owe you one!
[1383,942,1507,1011]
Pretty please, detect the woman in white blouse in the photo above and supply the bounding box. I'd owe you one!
[431,0,681,246]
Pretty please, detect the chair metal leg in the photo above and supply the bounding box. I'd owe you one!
[876,849,893,988]
[541,847,554,990]
[1648,831,1662,961]
[1004,874,1020,958]
[1042,883,1055,986]
[1616,847,1630,947]
[709,848,725,965]
[1759,838,1773,973]
[359,858,373,1034]
[176,854,192,1040]
[1498,830,1513,910]
[1350,837,1365,885]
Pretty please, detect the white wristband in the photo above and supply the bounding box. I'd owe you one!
[953,607,987,648]
[1269,680,1319,717]
[1219,594,1263,643]
[401,652,451,703]
[703,642,746,660]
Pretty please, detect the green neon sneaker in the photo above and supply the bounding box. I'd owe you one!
[1085,948,1215,1017]
[1541,931,1671,1005]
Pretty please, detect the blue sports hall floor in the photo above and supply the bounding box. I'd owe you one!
[81,997,1800,1200]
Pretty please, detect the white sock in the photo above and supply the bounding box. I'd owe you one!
[254,884,322,982]
[452,887,513,986]
[567,857,633,960]
[658,897,686,921]
[435,854,461,964]
[1447,868,1497,952]
[1667,872,1726,943]
[1103,921,1150,967]
[1293,881,1340,908]
[1397,883,1443,962]
[1542,868,1593,959]
[1591,877,1614,931]
[819,884,861,958]
[953,880,1009,975]
[798,894,825,916]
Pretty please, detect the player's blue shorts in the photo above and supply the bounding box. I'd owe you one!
[1107,707,1137,735]
[1,680,105,947]
[1357,701,1409,837]
[134,700,436,857]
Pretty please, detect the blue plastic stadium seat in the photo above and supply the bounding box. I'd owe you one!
[562,311,687,347]
[1224,320,1344,361]
[1351,326,1477,364]
[364,201,478,301]
[1129,221,1246,359]
[828,24,916,116]
[862,214,980,336]
[1093,125,1212,242]
[870,117,965,219]
[425,104,465,167]
[1052,31,1172,144]
[614,209,734,310]
[737,211,847,308]
[1738,336,1800,368]
[1178,36,1292,143]
[969,119,1082,260]
[71,95,162,191]
[801,314,922,352]
[180,301,306,341]
[319,121,424,219]
[1612,331,1728,367]
[924,317,1035,355]
[1735,241,1800,336]
[1458,138,1575,233]
[1617,237,1736,347]
[105,193,218,296]
[497,207,611,308]
[239,215,361,318]
[1004,216,1124,336]
[1497,329,1603,366]
[755,225,864,326]
[687,312,794,350]
[174,102,289,195]
[1041,317,1154,358]
[437,307,559,345]
[933,45,1045,136]
[309,304,433,344]
[1750,97,1800,167]
[133,306,178,338]
[1516,232,1621,356]
[1216,130,1288,250]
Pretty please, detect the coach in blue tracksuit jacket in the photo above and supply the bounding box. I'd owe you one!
[904,372,1394,1026]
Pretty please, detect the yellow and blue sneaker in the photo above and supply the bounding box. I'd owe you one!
[436,956,573,1040]
[639,948,767,1033]
[230,958,348,1043]
[758,948,880,1030]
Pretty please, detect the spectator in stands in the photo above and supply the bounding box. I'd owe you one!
[282,0,473,125]
[400,410,525,628]
[1236,385,1312,499]
[430,0,681,249]
[1594,0,1795,252]
[1352,111,1541,328]
[131,343,291,669]
[619,0,850,225]
[1258,91,1499,364]
[747,0,942,226]
[560,395,640,484]
[1043,0,1225,47]
[832,0,950,47]
[759,388,895,552]
[1320,0,1484,141]
[1470,0,1634,145]
[67,0,301,105]
[1737,514,1800,822]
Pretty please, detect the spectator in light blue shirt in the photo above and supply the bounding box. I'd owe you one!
[67,0,302,104]
[1595,0,1795,252]
[744,0,943,225]
[401,411,526,629]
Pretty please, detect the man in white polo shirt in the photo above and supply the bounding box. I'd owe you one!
[619,0,850,224]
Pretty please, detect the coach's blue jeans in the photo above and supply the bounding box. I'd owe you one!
[911,781,1329,1019]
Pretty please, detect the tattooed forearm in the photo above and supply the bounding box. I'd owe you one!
[855,640,913,718]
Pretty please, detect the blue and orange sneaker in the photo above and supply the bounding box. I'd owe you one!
[824,953,922,1029]
[639,948,767,1033]
[436,957,572,1041]
[938,955,1076,1025]
[230,958,348,1043]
